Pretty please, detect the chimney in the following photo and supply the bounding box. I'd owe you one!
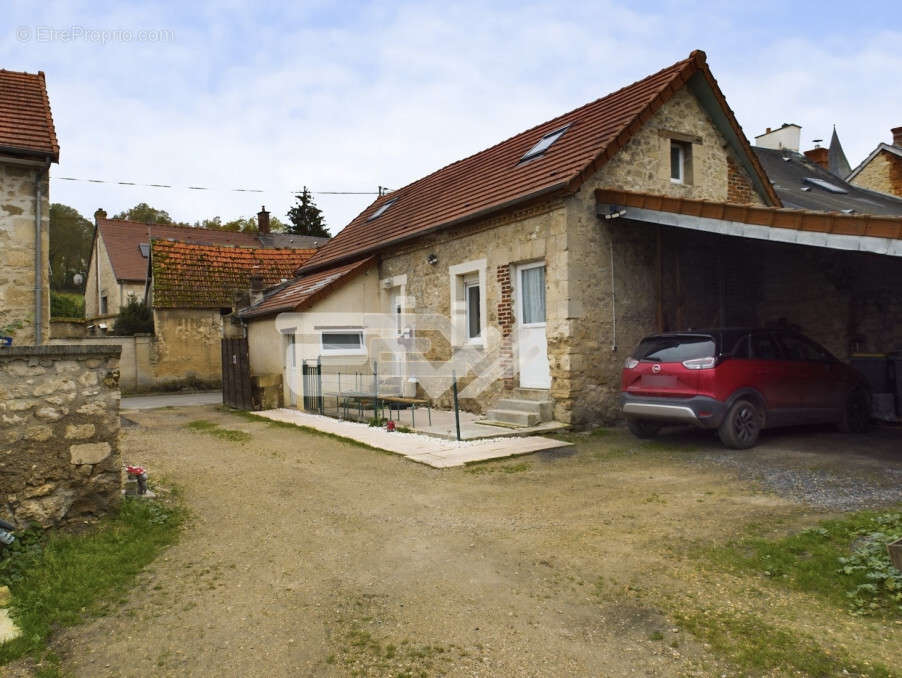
[804,146,828,169]
[249,273,265,306]
[94,208,107,225]
[257,205,270,234]
[892,126,902,148]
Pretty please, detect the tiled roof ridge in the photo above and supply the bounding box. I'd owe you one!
[362,51,701,214]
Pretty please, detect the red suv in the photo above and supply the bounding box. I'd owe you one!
[620,329,871,449]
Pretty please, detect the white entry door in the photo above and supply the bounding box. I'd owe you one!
[516,263,551,389]
[284,334,299,407]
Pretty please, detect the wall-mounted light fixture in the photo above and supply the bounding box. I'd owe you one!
[426,253,438,265]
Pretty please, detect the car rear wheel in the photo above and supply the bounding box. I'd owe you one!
[837,388,871,434]
[718,399,762,449]
[627,418,661,439]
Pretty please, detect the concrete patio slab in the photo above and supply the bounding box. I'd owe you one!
[255,408,572,468]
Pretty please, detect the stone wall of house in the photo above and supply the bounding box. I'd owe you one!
[0,345,122,528]
[588,87,767,206]
[85,234,145,320]
[558,87,772,425]
[0,162,50,345]
[379,198,570,415]
[151,309,223,388]
[849,150,902,198]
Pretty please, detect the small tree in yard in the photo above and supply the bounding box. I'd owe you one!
[286,187,330,237]
[113,295,154,335]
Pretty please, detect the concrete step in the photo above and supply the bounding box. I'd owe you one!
[494,398,553,421]
[483,408,540,427]
[512,388,551,402]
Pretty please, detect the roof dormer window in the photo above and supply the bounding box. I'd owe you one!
[520,124,570,162]
[138,243,150,258]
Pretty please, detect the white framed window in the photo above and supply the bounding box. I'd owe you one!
[670,139,693,184]
[448,259,487,347]
[320,330,366,355]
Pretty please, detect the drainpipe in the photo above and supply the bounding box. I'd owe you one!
[33,165,49,344]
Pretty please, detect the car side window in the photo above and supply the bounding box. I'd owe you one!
[750,333,780,360]
[779,334,834,362]
[728,334,750,359]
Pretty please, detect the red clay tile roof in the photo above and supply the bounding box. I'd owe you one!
[0,69,59,161]
[239,257,374,319]
[150,240,317,309]
[300,50,779,274]
[98,218,272,282]
[596,188,902,241]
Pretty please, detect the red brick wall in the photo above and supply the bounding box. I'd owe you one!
[496,263,514,389]
[727,155,757,204]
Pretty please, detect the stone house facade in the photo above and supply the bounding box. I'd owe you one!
[241,51,787,425]
[847,129,902,199]
[0,69,58,346]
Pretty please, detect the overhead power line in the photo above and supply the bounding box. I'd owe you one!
[50,175,391,196]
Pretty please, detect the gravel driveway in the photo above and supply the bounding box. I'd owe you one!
[15,406,901,677]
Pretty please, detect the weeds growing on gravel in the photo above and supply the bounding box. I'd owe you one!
[709,509,902,617]
[0,497,184,664]
[674,608,894,677]
[185,419,251,443]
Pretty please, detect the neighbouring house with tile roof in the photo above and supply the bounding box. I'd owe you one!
[0,69,59,345]
[240,51,902,425]
[85,206,327,321]
[139,240,316,388]
[847,126,902,199]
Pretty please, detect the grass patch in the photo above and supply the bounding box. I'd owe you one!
[674,607,894,677]
[0,496,184,664]
[708,509,902,617]
[185,419,251,443]
[465,461,530,475]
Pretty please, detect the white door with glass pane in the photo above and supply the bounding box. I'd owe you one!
[516,263,551,389]
[284,334,298,407]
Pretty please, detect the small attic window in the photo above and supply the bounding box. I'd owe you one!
[367,198,396,221]
[520,124,570,162]
[138,243,150,258]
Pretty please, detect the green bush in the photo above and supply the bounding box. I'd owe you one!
[112,295,153,335]
[49,291,84,319]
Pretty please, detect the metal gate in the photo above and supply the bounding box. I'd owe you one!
[221,338,252,410]
[302,358,323,413]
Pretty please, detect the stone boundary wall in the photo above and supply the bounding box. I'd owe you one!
[1,345,122,528]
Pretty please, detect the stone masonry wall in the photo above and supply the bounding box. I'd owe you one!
[0,162,50,344]
[1,345,122,528]
[379,198,570,416]
[850,150,902,199]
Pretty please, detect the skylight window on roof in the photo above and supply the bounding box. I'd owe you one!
[367,198,396,221]
[520,124,570,162]
[138,243,150,258]
[803,177,847,194]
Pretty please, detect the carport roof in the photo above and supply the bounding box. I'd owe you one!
[596,189,902,257]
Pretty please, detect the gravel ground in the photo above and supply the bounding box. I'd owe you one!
[663,424,902,511]
[7,407,901,676]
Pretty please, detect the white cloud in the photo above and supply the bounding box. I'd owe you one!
[3,1,900,235]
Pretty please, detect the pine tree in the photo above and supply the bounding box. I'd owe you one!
[286,186,330,237]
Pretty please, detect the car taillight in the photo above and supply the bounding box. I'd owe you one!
[624,357,639,369]
[682,356,717,370]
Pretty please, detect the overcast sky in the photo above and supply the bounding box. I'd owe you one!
[4,1,900,233]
